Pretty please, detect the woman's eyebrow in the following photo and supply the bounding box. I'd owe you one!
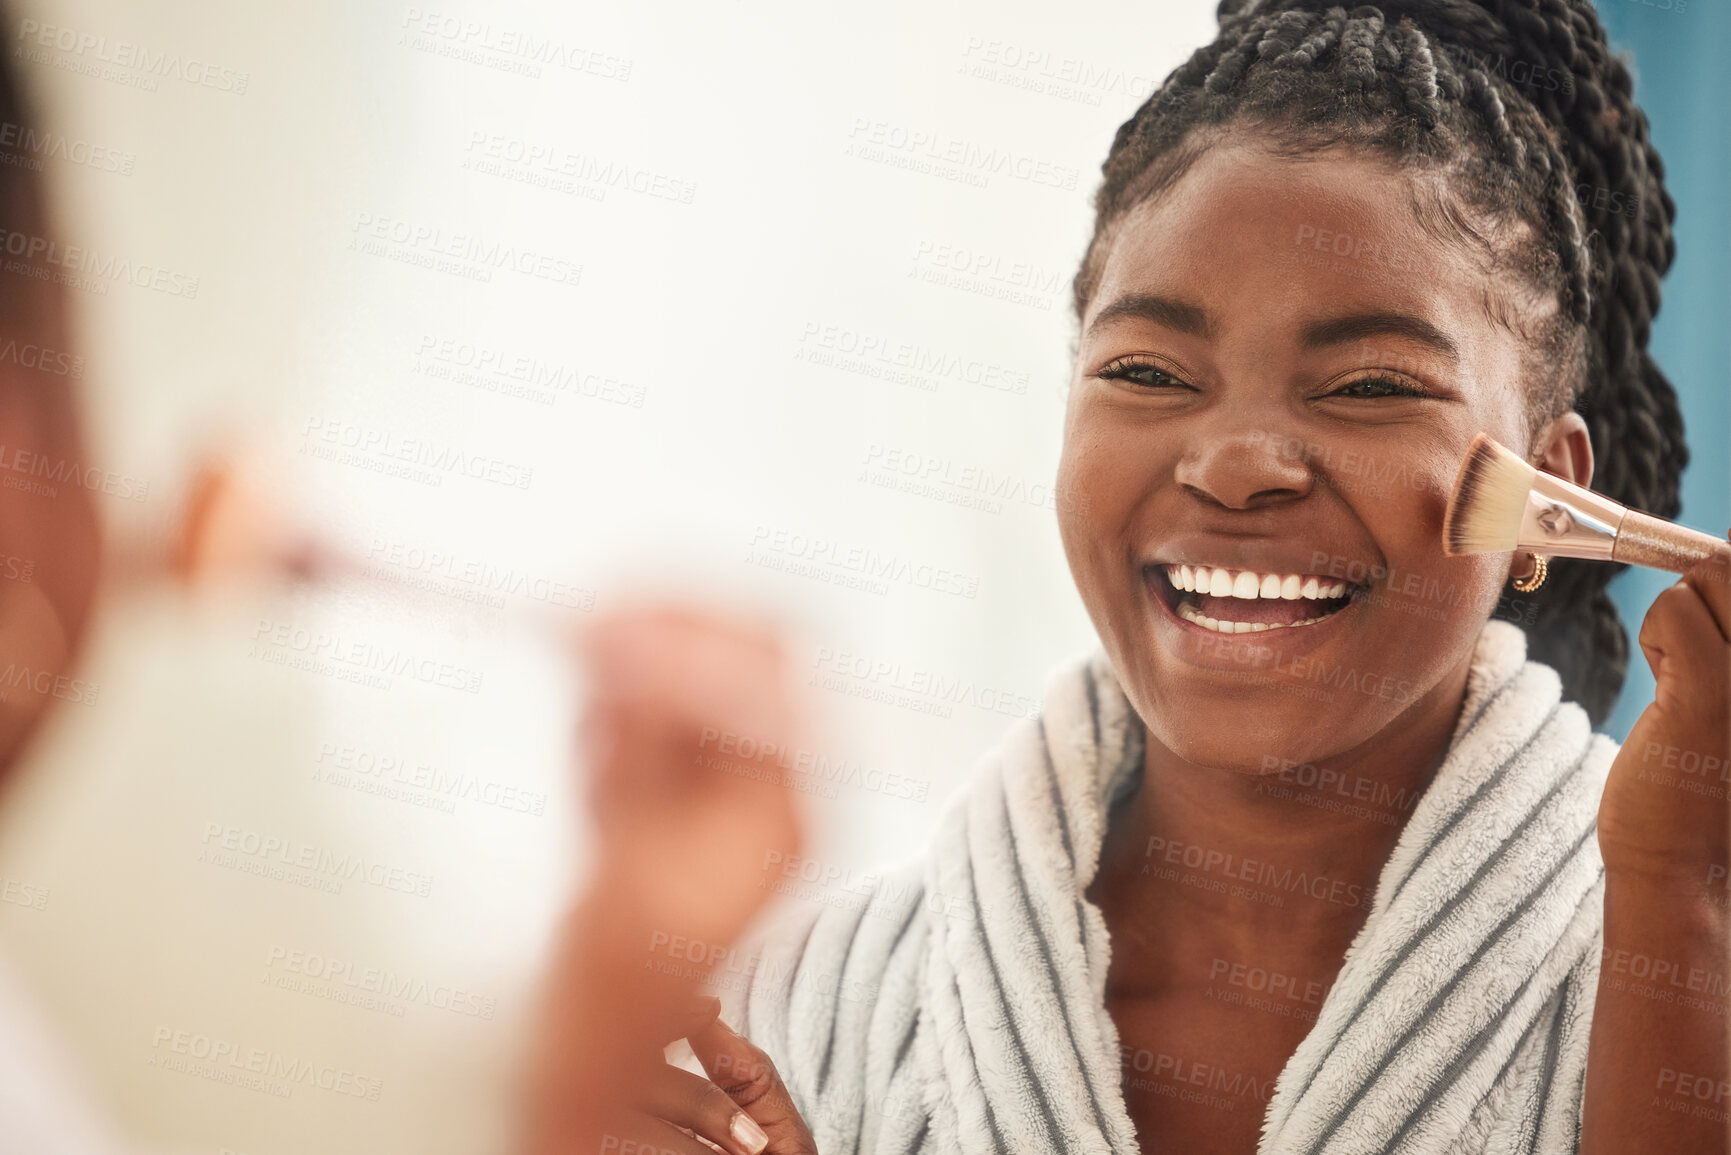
[1085,293,1212,339]
[1300,312,1459,360]
[1085,298,1459,366]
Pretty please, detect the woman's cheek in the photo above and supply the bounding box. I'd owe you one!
[1055,410,1121,548]
[1055,459,1121,622]
[1374,550,1509,678]
[1056,412,1157,631]
[1457,553,1516,628]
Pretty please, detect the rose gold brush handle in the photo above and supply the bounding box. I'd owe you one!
[1611,511,1731,573]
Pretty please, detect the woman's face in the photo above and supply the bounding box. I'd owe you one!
[1059,137,1553,771]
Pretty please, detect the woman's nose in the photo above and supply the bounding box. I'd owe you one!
[1173,428,1313,510]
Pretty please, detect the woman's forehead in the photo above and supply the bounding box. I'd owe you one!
[1112,143,1469,276]
[1087,143,1527,361]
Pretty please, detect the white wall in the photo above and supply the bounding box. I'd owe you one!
[0,2,1215,1152]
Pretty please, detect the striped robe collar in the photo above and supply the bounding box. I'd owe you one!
[730,619,1614,1155]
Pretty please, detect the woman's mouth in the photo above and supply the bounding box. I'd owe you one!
[1149,563,1359,634]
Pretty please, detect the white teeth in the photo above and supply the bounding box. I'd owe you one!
[1161,562,1356,633]
[1161,564,1360,639]
[1177,601,1332,633]
[1162,565,1352,603]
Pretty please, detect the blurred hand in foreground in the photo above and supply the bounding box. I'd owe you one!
[521,605,815,1155]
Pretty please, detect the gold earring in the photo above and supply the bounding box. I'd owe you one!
[1511,553,1548,593]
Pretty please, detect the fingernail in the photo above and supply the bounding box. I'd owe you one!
[730,1111,769,1155]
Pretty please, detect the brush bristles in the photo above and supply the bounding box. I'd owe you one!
[1444,435,1537,555]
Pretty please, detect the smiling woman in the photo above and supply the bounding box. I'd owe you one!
[1062,139,1555,771]
[592,1,1731,1154]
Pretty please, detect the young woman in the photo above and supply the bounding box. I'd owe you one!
[608,0,1731,1153]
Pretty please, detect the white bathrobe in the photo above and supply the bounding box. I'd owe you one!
[721,620,1615,1154]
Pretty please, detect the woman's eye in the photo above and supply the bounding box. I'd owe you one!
[1097,359,1190,391]
[1330,375,1431,400]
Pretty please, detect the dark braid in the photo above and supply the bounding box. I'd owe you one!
[1074,0,1685,727]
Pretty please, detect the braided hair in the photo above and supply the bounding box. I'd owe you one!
[1075,0,1685,726]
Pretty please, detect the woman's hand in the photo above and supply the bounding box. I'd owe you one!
[521,603,813,1155]
[1596,536,1731,887]
[579,604,808,948]
[617,994,819,1155]
[1581,536,1730,1154]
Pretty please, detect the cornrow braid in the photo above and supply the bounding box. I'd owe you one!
[1275,6,1348,69]
[1393,24,1441,126]
[1075,0,1685,726]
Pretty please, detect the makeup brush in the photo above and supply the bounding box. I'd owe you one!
[1443,433,1727,573]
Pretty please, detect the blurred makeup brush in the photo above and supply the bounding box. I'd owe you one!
[1444,433,1727,573]
[154,449,594,632]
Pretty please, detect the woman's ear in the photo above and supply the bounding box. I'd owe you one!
[1531,410,1594,490]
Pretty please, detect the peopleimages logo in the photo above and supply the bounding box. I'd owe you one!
[265,945,497,1019]
[0,227,198,298]
[0,121,134,174]
[0,443,147,502]
[413,336,647,408]
[0,338,83,377]
[0,875,48,911]
[0,664,99,707]
[249,617,486,695]
[148,1027,382,1100]
[301,416,534,491]
[845,117,1080,191]
[199,821,435,898]
[399,9,633,81]
[15,19,250,94]
[349,212,582,288]
[463,131,695,204]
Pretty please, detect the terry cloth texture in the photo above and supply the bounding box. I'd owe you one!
[719,620,1616,1154]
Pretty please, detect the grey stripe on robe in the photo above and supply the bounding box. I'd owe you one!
[717,620,1616,1154]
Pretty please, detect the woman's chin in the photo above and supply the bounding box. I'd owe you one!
[1121,616,1416,772]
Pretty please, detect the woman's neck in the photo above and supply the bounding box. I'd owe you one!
[1090,656,1473,995]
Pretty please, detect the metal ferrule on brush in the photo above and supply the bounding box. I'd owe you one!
[1518,472,1627,561]
[1446,433,1725,573]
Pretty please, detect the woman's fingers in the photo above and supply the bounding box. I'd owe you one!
[574,603,806,951]
[644,1064,771,1155]
[689,1018,819,1155]
[1599,534,1731,884]
[614,1115,737,1155]
[1639,573,1731,716]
